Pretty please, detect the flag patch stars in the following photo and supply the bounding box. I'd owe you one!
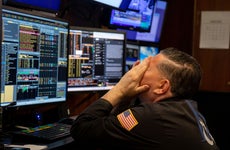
[117,109,138,131]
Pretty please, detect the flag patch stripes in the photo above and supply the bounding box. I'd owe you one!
[117,109,138,131]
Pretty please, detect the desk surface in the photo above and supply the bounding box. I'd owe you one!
[2,116,78,150]
[4,144,47,150]
[4,136,74,150]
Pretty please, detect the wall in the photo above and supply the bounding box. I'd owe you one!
[192,0,230,149]
[160,0,194,54]
[192,0,230,92]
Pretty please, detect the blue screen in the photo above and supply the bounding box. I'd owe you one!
[4,0,61,12]
[139,45,159,61]
[110,0,156,32]
[117,0,167,43]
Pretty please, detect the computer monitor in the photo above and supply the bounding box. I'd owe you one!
[93,0,132,11]
[125,42,139,72]
[68,26,126,92]
[3,0,62,13]
[139,45,159,61]
[109,0,156,32]
[1,6,69,107]
[117,0,167,43]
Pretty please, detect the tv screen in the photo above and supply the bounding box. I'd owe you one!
[68,26,126,92]
[1,6,69,107]
[125,43,139,72]
[109,0,156,32]
[139,45,159,61]
[93,0,132,11]
[117,0,167,43]
[3,0,61,13]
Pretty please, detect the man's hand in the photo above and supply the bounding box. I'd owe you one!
[102,58,150,107]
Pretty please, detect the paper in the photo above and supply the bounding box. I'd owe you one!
[199,11,230,49]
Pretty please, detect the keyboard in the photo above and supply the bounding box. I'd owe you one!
[13,123,72,143]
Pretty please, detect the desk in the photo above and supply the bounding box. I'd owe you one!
[2,116,78,150]
[3,136,74,150]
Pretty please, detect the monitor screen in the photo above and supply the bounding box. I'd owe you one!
[139,45,159,61]
[125,43,139,72]
[3,0,61,13]
[68,26,126,92]
[117,0,167,43]
[1,6,69,107]
[109,0,156,32]
[93,0,132,11]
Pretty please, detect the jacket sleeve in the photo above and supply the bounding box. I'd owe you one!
[70,98,119,146]
[70,98,152,149]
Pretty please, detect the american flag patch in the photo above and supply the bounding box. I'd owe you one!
[117,109,138,131]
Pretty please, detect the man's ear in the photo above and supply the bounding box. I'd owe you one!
[153,79,170,94]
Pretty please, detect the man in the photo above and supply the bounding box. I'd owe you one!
[70,47,219,150]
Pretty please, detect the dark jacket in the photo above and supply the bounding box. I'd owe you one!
[70,97,219,150]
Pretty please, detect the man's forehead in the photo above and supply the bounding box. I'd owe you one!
[149,54,165,62]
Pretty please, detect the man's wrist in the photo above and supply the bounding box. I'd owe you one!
[101,86,124,107]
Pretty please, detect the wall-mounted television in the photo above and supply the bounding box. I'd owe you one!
[93,0,132,11]
[68,26,126,92]
[109,0,156,32]
[117,0,167,43]
[1,6,69,107]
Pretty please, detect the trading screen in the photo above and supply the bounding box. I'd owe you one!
[68,27,126,92]
[1,6,69,107]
